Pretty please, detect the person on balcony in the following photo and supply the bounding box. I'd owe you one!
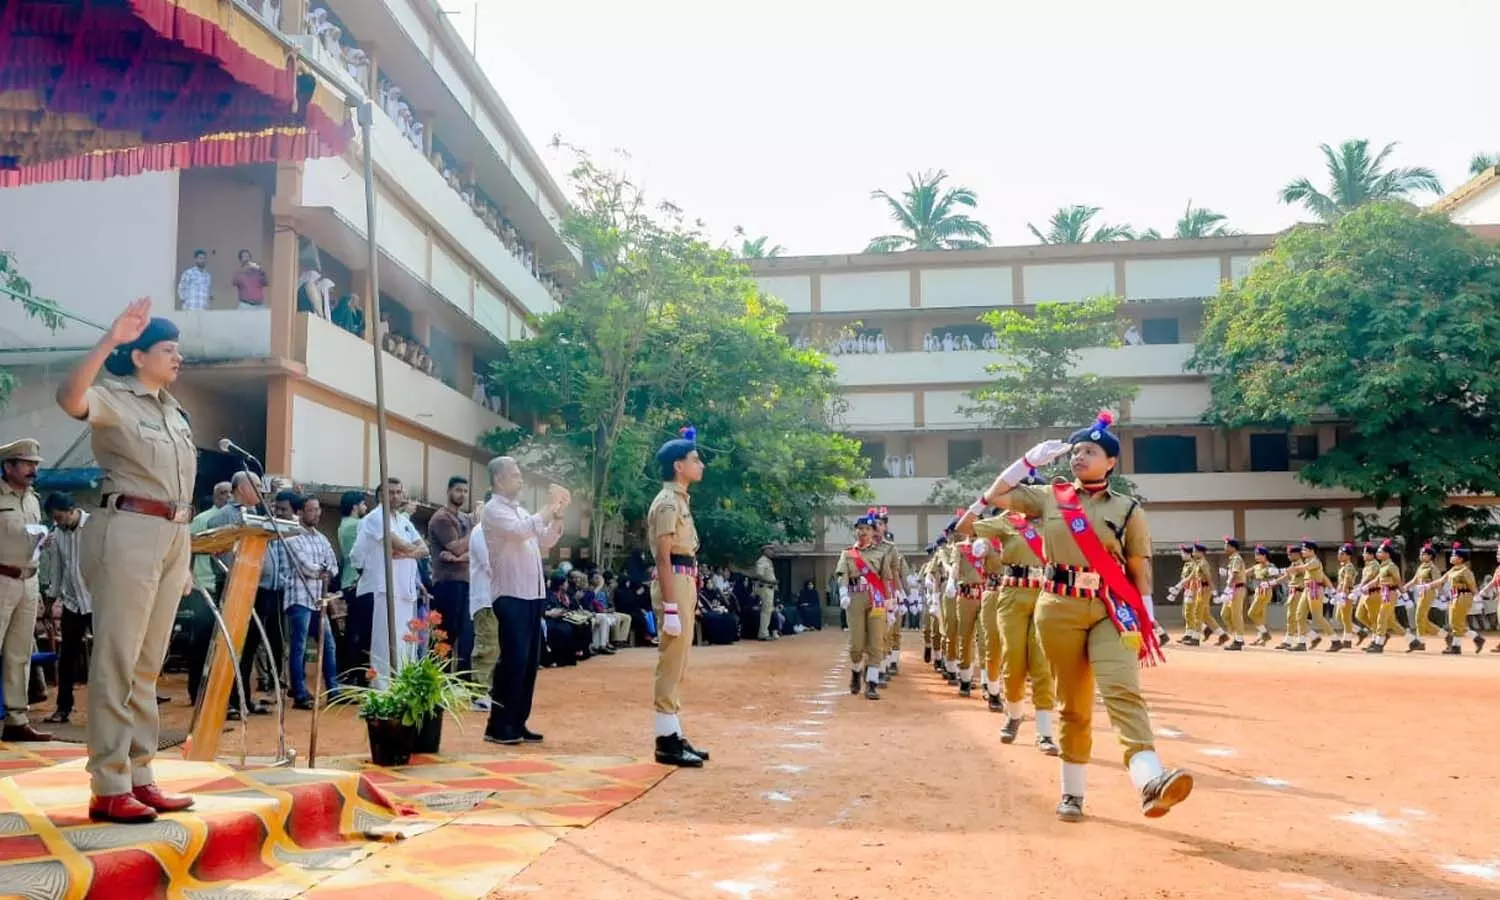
[232,250,268,310]
[177,250,211,311]
[331,293,365,338]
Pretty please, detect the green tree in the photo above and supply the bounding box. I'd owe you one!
[865,169,992,253]
[485,148,866,566]
[1279,139,1442,222]
[0,250,68,409]
[1139,202,1240,240]
[1027,204,1135,244]
[733,226,785,259]
[1470,152,1499,176]
[1188,202,1500,550]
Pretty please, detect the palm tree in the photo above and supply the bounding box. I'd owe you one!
[865,170,992,253]
[1172,202,1239,238]
[1470,153,1499,176]
[1279,140,1443,221]
[1026,204,1135,244]
[733,227,785,259]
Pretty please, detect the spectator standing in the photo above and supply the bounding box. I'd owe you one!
[351,477,427,688]
[468,496,494,708]
[39,493,90,724]
[331,293,365,338]
[232,250,269,310]
[177,250,212,310]
[280,495,338,708]
[427,477,473,673]
[480,456,568,746]
[336,491,367,684]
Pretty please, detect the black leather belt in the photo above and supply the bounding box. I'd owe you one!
[669,553,696,566]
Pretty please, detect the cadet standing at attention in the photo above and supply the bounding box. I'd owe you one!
[919,542,942,667]
[948,519,985,698]
[964,411,1190,824]
[54,299,197,824]
[969,511,1008,710]
[836,511,897,699]
[648,426,710,768]
[938,531,963,682]
[0,438,52,743]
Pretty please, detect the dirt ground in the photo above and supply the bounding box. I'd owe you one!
[95,629,1500,898]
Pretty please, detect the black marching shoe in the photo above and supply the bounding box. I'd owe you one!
[1309,635,1323,649]
[1363,642,1384,654]
[1140,769,1194,818]
[1180,635,1200,647]
[891,661,900,675]
[1223,639,1243,651]
[681,737,710,762]
[1407,637,1425,653]
[1327,640,1342,652]
[1156,630,1171,646]
[986,692,1004,713]
[1056,794,1085,823]
[1355,628,1370,646]
[1215,633,1230,647]
[864,681,880,700]
[1274,639,1291,650]
[1037,735,1060,757]
[1289,644,1307,652]
[520,727,544,743]
[655,734,704,767]
[999,717,1021,745]
[1442,643,1461,655]
[923,647,932,664]
[958,680,972,698]
[1475,634,1488,654]
[849,670,862,695]
[943,670,957,684]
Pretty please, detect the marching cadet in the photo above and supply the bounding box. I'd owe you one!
[1297,541,1336,651]
[1273,543,1306,651]
[1192,543,1226,645]
[1352,543,1379,645]
[965,411,1191,824]
[1245,545,1276,645]
[961,507,1059,752]
[964,508,1007,710]
[1219,537,1247,651]
[54,301,196,823]
[1361,540,1421,654]
[919,542,941,666]
[0,438,52,744]
[947,518,986,698]
[1438,543,1481,654]
[1168,545,1199,645]
[1404,543,1443,641]
[938,526,966,684]
[875,507,906,678]
[648,426,710,767]
[837,511,898,699]
[1331,543,1360,649]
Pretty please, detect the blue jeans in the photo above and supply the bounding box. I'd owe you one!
[286,605,339,702]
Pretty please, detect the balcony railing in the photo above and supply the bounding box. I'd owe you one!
[176,309,272,361]
[832,342,1198,388]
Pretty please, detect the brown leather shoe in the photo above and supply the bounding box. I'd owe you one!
[89,793,159,824]
[132,784,194,813]
[1,723,54,742]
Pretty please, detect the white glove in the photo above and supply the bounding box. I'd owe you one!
[1142,594,1157,624]
[906,574,918,589]
[886,610,896,626]
[928,599,939,615]
[972,538,990,556]
[1166,584,1182,601]
[945,579,958,599]
[924,577,936,592]
[662,609,682,637]
[839,587,850,610]
[1218,567,1228,577]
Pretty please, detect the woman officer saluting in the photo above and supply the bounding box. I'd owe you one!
[55,298,198,824]
[959,411,1192,824]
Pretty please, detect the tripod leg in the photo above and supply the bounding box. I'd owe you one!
[246,605,290,765]
[192,598,252,767]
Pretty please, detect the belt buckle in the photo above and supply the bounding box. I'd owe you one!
[1075,571,1102,591]
[1028,567,1045,581]
[171,502,192,525]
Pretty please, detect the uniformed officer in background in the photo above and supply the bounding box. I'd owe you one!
[753,544,778,641]
[55,298,198,824]
[0,438,52,743]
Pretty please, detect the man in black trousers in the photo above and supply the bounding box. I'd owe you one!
[479,456,570,745]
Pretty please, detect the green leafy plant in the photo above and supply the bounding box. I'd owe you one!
[330,610,486,726]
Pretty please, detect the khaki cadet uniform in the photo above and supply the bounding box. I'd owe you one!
[1353,556,1379,637]
[835,539,897,693]
[1334,560,1359,641]
[1002,482,1156,770]
[1246,559,1275,642]
[949,538,984,691]
[972,515,1055,721]
[919,555,942,663]
[1173,555,1198,638]
[0,439,46,732]
[973,533,1007,698]
[881,539,906,667]
[648,482,700,724]
[1192,554,1221,640]
[1411,558,1442,637]
[76,377,197,797]
[938,542,962,679]
[1221,551,1247,644]
[1440,560,1479,652]
[1280,559,1308,647]
[1372,558,1405,640]
[753,553,777,641]
[1299,554,1335,644]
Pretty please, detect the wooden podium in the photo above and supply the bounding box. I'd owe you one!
[185,515,302,762]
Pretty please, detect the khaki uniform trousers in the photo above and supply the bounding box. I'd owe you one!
[1335,596,1356,636]
[996,586,1054,709]
[1414,589,1441,636]
[0,575,40,727]
[755,587,775,640]
[846,592,887,671]
[651,573,698,715]
[1181,584,1201,634]
[979,588,1003,687]
[956,589,982,675]
[1302,588,1334,636]
[923,600,941,650]
[471,608,499,681]
[1247,586,1272,631]
[1196,588,1220,634]
[1220,586,1246,639]
[1035,591,1155,767]
[80,509,191,796]
[939,593,960,662]
[1354,594,1377,632]
[1447,592,1474,636]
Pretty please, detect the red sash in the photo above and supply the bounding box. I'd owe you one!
[956,543,984,593]
[1006,513,1047,563]
[847,547,889,612]
[1051,482,1164,667]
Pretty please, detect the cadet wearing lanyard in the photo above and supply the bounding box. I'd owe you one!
[55,298,197,825]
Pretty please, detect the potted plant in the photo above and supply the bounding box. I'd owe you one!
[331,611,486,764]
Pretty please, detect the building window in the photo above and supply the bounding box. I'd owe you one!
[1292,433,1319,461]
[1141,317,1180,345]
[947,439,983,475]
[862,442,887,480]
[1132,435,1197,474]
[1248,433,1290,472]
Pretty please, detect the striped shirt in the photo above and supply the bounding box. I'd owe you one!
[177,265,211,310]
[40,511,91,615]
[281,530,338,611]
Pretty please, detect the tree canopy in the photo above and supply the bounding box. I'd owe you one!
[1139,202,1239,240]
[1279,140,1442,222]
[483,148,866,567]
[865,170,991,253]
[0,250,68,409]
[1027,205,1134,244]
[1189,202,1500,547]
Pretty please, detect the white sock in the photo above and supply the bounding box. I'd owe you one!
[866,666,880,684]
[1061,761,1087,796]
[945,660,958,674]
[1466,629,1478,640]
[962,666,974,682]
[654,712,680,737]
[1127,750,1165,790]
[1035,709,1055,738]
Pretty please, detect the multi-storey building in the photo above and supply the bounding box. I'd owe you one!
[0,0,575,521]
[750,235,1398,591]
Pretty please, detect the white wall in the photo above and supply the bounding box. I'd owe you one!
[1023,262,1115,303]
[920,266,1012,308]
[0,171,179,346]
[838,392,915,429]
[1123,257,1221,301]
[821,271,908,312]
[886,514,920,549]
[291,394,366,486]
[426,446,470,502]
[365,427,425,497]
[1448,180,1500,225]
[1146,509,1236,545]
[1244,509,1344,545]
[923,390,974,428]
[756,275,813,313]
[1130,382,1211,423]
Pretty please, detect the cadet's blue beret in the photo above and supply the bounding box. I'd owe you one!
[655,426,698,480]
[1066,410,1120,458]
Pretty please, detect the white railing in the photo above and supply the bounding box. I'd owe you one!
[833,342,1198,388]
[176,309,272,361]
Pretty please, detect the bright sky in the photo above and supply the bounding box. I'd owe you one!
[464,0,1495,255]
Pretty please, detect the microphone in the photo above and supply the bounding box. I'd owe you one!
[218,438,265,473]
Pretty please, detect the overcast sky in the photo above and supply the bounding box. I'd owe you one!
[465,0,1495,255]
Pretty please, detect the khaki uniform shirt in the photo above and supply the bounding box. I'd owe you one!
[973,515,1044,571]
[835,540,899,594]
[1359,560,1378,588]
[83,376,197,504]
[1303,555,1332,589]
[1226,553,1247,588]
[0,480,43,575]
[1413,561,1438,594]
[647,482,699,561]
[1444,562,1477,594]
[1192,557,1216,593]
[1336,562,1358,593]
[947,539,984,586]
[1005,481,1149,573]
[1375,560,1402,588]
[1249,561,1274,591]
[753,555,776,594]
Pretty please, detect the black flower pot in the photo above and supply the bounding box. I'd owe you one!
[413,712,444,754]
[366,717,417,767]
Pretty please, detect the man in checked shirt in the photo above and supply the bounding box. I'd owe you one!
[279,494,339,708]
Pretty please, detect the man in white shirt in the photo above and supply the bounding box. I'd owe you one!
[480,456,568,745]
[351,477,428,688]
[467,503,494,711]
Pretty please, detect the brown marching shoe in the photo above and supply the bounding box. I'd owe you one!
[1140,769,1195,819]
[132,784,195,813]
[1,723,54,742]
[89,793,159,824]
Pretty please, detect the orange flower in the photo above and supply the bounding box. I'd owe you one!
[431,627,448,643]
[401,632,420,643]
[406,618,424,634]
[434,641,452,659]
[365,667,378,682]
[426,610,444,627]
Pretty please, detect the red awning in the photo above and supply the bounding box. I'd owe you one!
[0,0,352,187]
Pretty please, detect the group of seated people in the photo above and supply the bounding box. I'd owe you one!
[378,320,439,378]
[923,330,998,351]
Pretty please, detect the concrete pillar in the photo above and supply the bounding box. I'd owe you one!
[266,375,294,475]
[268,213,300,360]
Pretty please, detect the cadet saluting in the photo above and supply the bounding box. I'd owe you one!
[55,298,198,824]
[962,411,1191,824]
